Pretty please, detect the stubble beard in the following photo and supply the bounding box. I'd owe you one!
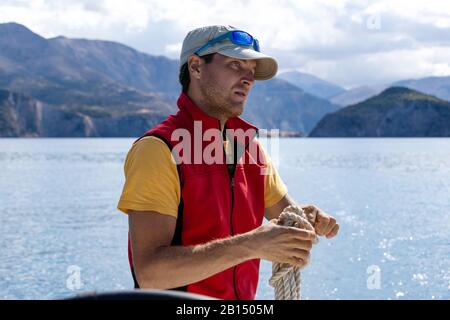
[199,74,244,120]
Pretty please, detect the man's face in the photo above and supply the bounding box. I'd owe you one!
[197,53,256,119]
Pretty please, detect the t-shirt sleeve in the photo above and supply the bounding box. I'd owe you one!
[260,143,288,209]
[117,136,181,218]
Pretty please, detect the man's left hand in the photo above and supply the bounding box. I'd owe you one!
[301,205,339,239]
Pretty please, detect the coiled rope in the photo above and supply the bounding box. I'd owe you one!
[268,205,318,300]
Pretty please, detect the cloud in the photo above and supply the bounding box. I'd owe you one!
[293,46,450,89]
[165,42,183,55]
[0,0,450,87]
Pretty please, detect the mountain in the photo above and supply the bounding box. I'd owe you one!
[393,76,450,102]
[0,88,92,137]
[0,88,166,137]
[244,78,341,135]
[277,71,346,99]
[0,22,342,137]
[309,87,450,137]
[330,76,450,107]
[330,84,388,106]
[0,22,178,115]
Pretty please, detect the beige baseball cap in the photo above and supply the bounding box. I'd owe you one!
[180,25,278,80]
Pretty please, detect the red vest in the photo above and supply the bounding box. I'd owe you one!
[128,92,267,299]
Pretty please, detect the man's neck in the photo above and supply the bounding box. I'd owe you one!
[186,90,227,131]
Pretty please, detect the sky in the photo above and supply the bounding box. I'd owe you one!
[1,0,450,89]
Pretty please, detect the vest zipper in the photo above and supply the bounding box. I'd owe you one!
[222,122,240,300]
[230,172,239,300]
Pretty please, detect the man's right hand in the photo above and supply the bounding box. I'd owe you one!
[246,219,317,268]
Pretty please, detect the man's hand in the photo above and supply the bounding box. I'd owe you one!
[246,220,316,268]
[301,204,339,239]
[264,195,340,239]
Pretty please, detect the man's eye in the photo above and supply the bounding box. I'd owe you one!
[230,62,240,69]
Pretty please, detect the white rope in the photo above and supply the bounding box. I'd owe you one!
[268,205,318,300]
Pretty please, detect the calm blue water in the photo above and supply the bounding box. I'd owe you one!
[0,138,449,300]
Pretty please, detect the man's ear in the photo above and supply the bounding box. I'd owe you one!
[188,55,202,80]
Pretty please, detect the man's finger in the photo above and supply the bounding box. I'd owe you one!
[315,215,330,235]
[326,224,340,239]
[287,227,317,240]
[324,216,337,235]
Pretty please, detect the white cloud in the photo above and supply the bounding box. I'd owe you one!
[0,0,450,87]
[295,46,450,88]
[164,42,182,55]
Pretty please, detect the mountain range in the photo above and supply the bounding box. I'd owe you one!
[0,22,338,137]
[324,78,450,107]
[1,22,449,138]
[277,71,346,99]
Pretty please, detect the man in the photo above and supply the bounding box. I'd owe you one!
[117,25,339,300]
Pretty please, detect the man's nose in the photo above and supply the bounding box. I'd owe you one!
[241,70,255,86]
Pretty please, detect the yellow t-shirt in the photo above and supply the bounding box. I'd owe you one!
[117,136,288,218]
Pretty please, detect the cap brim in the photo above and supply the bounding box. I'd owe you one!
[217,47,278,80]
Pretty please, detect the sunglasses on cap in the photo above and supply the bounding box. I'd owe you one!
[194,30,260,56]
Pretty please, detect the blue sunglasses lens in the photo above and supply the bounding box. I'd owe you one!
[195,30,260,55]
[231,31,260,52]
[231,31,253,45]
